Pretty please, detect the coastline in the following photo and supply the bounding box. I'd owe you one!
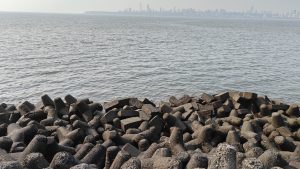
[0,91,299,168]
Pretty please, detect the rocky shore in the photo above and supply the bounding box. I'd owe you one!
[0,91,300,169]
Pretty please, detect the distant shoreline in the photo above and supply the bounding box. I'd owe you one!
[85,11,300,20]
[0,11,300,21]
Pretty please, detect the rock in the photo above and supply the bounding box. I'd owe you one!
[109,150,131,169]
[100,109,118,124]
[274,136,296,152]
[41,94,54,107]
[16,101,35,116]
[258,150,288,168]
[160,104,173,114]
[214,92,229,102]
[140,158,154,169]
[148,116,164,141]
[74,143,94,160]
[104,146,119,169]
[186,153,208,169]
[120,157,141,169]
[0,161,22,169]
[1,91,300,169]
[245,147,264,158]
[0,137,13,152]
[21,153,49,169]
[103,98,130,112]
[118,108,139,118]
[286,104,300,117]
[276,126,292,137]
[141,104,160,119]
[129,98,143,109]
[65,94,77,105]
[152,148,172,158]
[0,149,16,162]
[120,117,143,131]
[50,152,79,169]
[20,135,48,161]
[70,163,98,169]
[170,95,189,107]
[168,127,186,155]
[142,98,156,107]
[152,157,183,169]
[122,143,140,157]
[201,93,215,103]
[81,144,106,167]
[208,143,237,169]
[240,92,258,101]
[271,112,285,128]
[242,158,264,169]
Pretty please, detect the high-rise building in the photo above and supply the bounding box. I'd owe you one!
[139,2,143,12]
[147,4,151,12]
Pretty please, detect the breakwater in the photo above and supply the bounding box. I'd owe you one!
[0,91,299,168]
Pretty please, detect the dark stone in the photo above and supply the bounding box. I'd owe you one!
[214,92,229,102]
[0,161,22,169]
[122,143,140,157]
[118,107,139,118]
[17,101,35,116]
[50,152,79,169]
[142,98,156,107]
[21,153,49,169]
[103,99,130,112]
[121,157,141,169]
[120,117,143,131]
[0,137,13,152]
[286,104,300,117]
[141,104,160,119]
[100,109,118,124]
[201,93,215,103]
[129,98,143,109]
[41,94,54,107]
[81,144,106,167]
[65,94,77,105]
[160,104,173,114]
[186,153,208,169]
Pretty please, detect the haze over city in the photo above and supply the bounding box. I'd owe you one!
[0,0,300,13]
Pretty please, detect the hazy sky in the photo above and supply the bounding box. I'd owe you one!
[0,0,299,13]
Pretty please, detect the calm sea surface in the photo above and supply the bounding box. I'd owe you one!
[1,13,300,104]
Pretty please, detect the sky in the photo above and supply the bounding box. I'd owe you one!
[0,0,299,13]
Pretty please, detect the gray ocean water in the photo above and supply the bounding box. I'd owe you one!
[1,13,300,104]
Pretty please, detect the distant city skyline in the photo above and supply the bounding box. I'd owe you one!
[87,5,300,19]
[0,0,300,14]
